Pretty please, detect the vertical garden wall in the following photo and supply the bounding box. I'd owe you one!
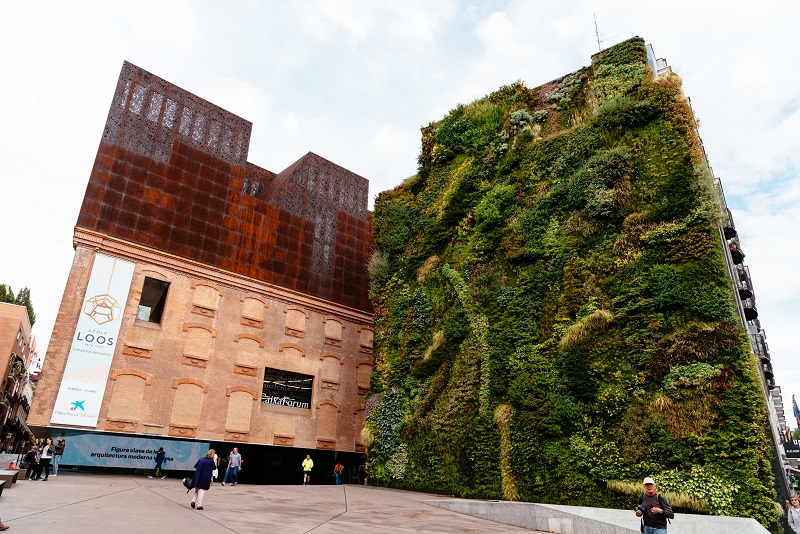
[366,37,779,530]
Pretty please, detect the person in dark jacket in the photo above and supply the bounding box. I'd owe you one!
[53,436,66,476]
[635,477,674,533]
[23,445,40,480]
[148,447,167,479]
[190,449,216,510]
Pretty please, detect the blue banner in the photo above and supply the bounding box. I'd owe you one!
[59,433,209,470]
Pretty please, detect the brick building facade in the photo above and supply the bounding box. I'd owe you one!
[28,62,373,481]
[0,303,36,452]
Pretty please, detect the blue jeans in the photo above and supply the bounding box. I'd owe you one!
[644,526,668,534]
[223,465,238,484]
[53,455,61,475]
[334,473,341,485]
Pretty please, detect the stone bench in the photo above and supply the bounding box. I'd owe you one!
[0,469,20,489]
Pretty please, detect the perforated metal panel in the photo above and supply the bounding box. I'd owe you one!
[78,62,373,311]
[104,62,251,166]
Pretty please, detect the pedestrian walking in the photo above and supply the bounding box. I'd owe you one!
[302,454,313,485]
[211,450,219,484]
[222,447,242,486]
[148,447,167,479]
[217,451,228,485]
[190,449,216,511]
[333,462,343,485]
[52,436,66,476]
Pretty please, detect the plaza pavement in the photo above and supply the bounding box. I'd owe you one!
[0,472,542,533]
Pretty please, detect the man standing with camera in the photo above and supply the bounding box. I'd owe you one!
[635,477,674,533]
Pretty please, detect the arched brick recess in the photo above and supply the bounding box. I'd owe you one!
[316,401,339,441]
[106,374,147,429]
[171,377,209,393]
[226,386,258,397]
[183,324,215,364]
[279,343,305,358]
[191,282,220,317]
[319,352,344,364]
[356,360,372,392]
[321,353,342,390]
[324,317,343,347]
[284,306,308,338]
[225,390,254,437]
[169,381,206,438]
[234,333,265,347]
[191,280,224,295]
[316,399,340,411]
[182,322,218,335]
[235,335,262,374]
[111,368,153,385]
[273,414,295,447]
[241,297,268,327]
[358,326,373,354]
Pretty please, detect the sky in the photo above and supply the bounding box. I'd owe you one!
[1,1,798,421]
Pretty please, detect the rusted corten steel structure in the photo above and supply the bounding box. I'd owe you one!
[78,61,372,311]
[29,62,374,481]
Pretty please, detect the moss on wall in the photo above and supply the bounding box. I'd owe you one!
[367,36,778,531]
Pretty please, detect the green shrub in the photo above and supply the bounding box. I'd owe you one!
[594,63,648,104]
[664,362,723,390]
[510,109,534,126]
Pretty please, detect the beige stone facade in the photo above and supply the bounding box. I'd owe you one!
[28,229,373,454]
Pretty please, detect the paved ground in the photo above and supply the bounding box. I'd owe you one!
[0,472,543,533]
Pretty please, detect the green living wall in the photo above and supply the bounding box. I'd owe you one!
[366,37,779,530]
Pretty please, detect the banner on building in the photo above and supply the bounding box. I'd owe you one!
[50,253,136,427]
[59,433,209,470]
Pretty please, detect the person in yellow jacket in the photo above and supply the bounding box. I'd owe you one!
[302,454,314,485]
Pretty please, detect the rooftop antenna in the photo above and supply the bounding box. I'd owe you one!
[594,14,602,51]
[593,15,618,52]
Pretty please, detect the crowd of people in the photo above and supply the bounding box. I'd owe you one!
[12,439,357,516]
[19,435,66,481]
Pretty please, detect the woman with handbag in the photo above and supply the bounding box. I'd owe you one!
[190,449,216,510]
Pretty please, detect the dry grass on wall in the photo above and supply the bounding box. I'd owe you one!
[607,479,709,513]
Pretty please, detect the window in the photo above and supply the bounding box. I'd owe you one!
[262,368,313,410]
[137,277,170,324]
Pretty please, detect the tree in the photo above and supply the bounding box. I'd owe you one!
[0,284,35,326]
[792,428,800,441]
[13,287,35,327]
[0,284,13,304]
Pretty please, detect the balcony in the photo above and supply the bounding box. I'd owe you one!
[763,362,774,379]
[743,303,759,321]
[729,243,745,264]
[767,378,776,390]
[723,226,738,240]
[738,285,753,301]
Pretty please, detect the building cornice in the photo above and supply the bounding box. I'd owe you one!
[73,227,373,325]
